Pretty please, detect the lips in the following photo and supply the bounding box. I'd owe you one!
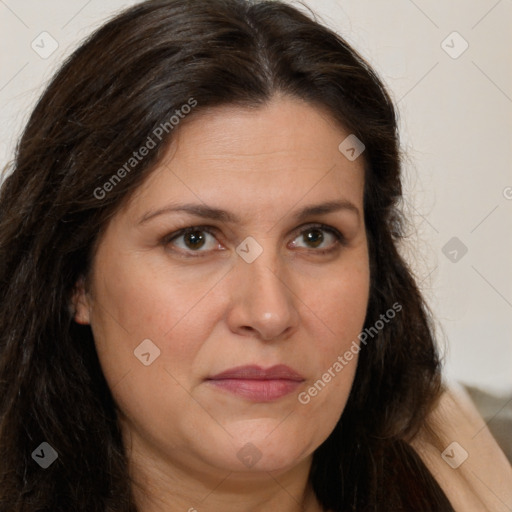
[206,364,304,402]
[209,364,304,381]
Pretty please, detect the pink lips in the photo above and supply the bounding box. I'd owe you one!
[207,364,304,402]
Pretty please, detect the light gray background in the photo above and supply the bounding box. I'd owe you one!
[1,0,511,393]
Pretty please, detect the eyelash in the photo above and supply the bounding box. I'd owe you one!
[161,223,346,258]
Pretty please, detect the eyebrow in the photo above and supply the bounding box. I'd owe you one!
[138,199,360,225]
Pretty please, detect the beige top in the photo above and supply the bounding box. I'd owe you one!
[411,382,512,511]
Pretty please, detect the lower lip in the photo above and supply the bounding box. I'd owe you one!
[207,379,302,401]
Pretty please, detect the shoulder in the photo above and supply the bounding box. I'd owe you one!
[410,381,512,511]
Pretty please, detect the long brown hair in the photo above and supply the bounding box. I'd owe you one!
[0,0,453,510]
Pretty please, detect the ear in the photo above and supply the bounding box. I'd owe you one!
[71,275,92,325]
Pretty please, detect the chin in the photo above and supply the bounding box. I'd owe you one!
[211,447,312,476]
[216,424,317,474]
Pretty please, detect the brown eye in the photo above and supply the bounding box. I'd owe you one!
[303,228,324,248]
[165,227,220,254]
[183,230,206,250]
[290,225,343,252]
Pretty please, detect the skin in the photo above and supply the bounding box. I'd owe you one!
[73,94,370,512]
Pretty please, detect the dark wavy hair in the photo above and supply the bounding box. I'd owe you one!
[0,0,453,510]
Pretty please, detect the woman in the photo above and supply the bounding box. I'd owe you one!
[0,0,510,510]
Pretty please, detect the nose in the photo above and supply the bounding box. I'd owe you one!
[225,252,300,342]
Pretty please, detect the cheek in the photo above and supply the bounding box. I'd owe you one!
[87,251,220,391]
[305,254,370,353]
[87,257,218,444]
[293,252,369,410]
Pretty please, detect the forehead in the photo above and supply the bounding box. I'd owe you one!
[127,95,366,219]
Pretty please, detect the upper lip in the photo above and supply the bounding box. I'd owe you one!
[208,364,304,381]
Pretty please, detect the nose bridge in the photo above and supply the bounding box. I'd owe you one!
[229,239,299,340]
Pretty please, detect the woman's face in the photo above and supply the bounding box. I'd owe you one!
[75,95,370,478]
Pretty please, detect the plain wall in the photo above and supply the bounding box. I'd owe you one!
[1,0,511,393]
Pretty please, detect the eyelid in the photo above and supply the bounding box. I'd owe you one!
[291,222,345,242]
[163,224,219,243]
